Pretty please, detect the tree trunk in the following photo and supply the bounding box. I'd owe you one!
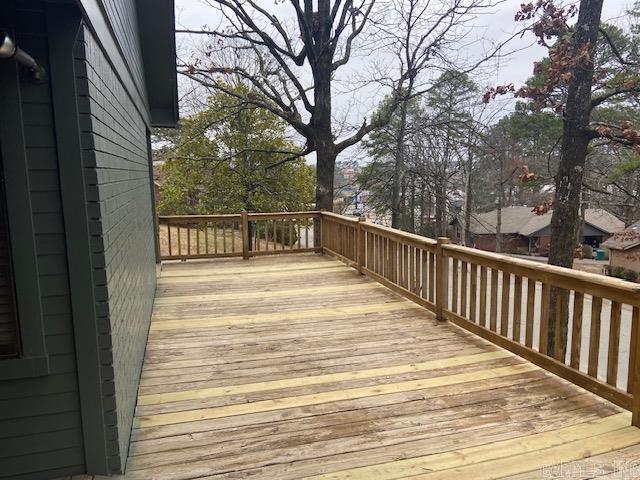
[463,151,473,247]
[312,0,336,214]
[547,0,604,356]
[496,189,503,253]
[496,155,504,253]
[391,98,409,229]
[435,182,447,236]
[315,144,336,211]
[419,183,426,234]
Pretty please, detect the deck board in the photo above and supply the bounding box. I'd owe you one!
[125,254,640,479]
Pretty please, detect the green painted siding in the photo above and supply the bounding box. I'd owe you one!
[102,0,147,100]
[0,2,85,479]
[75,25,157,474]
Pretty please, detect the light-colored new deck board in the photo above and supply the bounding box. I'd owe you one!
[125,254,636,479]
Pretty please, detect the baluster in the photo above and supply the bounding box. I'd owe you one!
[469,264,477,323]
[187,224,191,256]
[513,275,522,342]
[407,245,415,292]
[479,266,488,327]
[231,221,236,253]
[213,222,218,254]
[588,296,603,377]
[500,272,511,337]
[204,222,209,255]
[451,258,459,314]
[570,292,584,369]
[428,252,435,302]
[460,261,468,318]
[629,306,640,395]
[420,249,428,298]
[607,301,622,386]
[223,222,227,253]
[539,283,550,354]
[553,288,569,361]
[525,279,535,347]
[489,269,498,331]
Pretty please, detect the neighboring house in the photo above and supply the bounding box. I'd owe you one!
[602,221,640,272]
[450,206,624,254]
[0,1,177,479]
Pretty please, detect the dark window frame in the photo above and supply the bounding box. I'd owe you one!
[0,60,49,380]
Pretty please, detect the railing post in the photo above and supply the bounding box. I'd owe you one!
[436,237,450,322]
[316,211,324,252]
[241,211,249,260]
[356,216,366,275]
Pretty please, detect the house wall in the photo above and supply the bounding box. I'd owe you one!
[0,2,85,479]
[75,25,157,473]
[610,247,640,272]
[473,234,529,253]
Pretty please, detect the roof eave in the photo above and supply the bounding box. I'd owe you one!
[136,0,179,128]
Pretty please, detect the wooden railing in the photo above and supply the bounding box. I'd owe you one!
[157,211,320,260]
[156,211,640,426]
[440,244,640,419]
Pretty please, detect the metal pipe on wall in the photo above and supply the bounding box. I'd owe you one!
[0,30,44,79]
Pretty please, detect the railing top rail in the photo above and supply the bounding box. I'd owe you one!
[247,211,320,220]
[320,211,359,224]
[443,243,640,305]
[159,214,242,221]
[362,221,438,250]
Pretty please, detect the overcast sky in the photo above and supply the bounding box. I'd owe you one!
[172,0,633,162]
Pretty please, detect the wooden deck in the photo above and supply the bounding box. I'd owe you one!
[126,254,640,479]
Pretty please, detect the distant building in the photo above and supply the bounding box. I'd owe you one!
[601,222,640,272]
[450,206,624,255]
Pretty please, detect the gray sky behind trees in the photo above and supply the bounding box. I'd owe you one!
[173,0,632,163]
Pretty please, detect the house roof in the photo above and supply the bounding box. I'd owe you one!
[467,207,624,237]
[601,221,640,251]
[468,206,533,235]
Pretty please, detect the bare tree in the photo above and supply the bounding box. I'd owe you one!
[177,0,507,211]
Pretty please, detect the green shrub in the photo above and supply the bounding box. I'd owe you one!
[581,244,593,259]
[606,265,639,283]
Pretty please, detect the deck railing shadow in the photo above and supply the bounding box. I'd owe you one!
[157,210,640,427]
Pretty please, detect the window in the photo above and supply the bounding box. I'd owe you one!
[0,150,19,358]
